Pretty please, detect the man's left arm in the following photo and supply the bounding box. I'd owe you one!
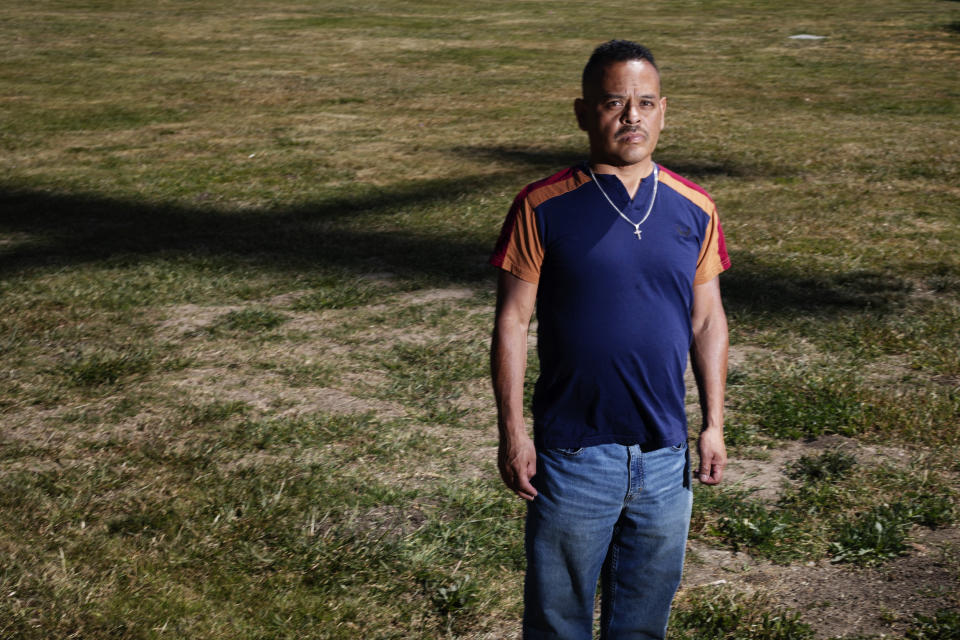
[690,276,729,485]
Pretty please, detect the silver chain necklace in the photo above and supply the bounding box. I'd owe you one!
[587,163,659,240]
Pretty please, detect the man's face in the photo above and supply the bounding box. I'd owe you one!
[574,59,666,170]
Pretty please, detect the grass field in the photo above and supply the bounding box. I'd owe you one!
[1,0,959,638]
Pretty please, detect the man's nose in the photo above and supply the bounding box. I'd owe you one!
[621,100,641,124]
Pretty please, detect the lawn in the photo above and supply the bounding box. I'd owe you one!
[1,0,958,638]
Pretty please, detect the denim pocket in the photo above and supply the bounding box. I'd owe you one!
[671,441,687,452]
[551,447,585,457]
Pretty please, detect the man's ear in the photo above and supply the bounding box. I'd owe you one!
[573,97,587,131]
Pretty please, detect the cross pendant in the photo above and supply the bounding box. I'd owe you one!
[634,227,643,240]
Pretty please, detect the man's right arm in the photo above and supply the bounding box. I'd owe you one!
[491,270,539,501]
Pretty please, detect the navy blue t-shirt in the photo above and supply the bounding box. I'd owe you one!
[491,163,730,450]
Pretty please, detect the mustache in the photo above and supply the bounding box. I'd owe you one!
[615,126,647,138]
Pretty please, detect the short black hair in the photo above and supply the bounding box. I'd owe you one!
[582,40,658,95]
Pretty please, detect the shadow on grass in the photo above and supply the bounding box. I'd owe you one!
[0,173,520,285]
[722,253,914,316]
[0,153,904,316]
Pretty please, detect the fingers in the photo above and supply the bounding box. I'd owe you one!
[697,449,725,485]
[513,472,538,501]
[698,462,723,485]
[499,459,537,500]
[498,437,538,500]
[697,428,727,485]
[503,457,537,500]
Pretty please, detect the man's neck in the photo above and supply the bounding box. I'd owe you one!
[588,159,655,199]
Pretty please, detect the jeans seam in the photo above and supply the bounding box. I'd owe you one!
[604,539,619,638]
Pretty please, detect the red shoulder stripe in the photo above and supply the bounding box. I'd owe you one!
[490,166,578,267]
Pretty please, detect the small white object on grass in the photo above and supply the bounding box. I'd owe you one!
[789,34,826,40]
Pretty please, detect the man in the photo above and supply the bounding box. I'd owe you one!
[489,40,730,639]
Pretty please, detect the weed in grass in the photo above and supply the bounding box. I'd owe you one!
[904,494,956,528]
[787,451,858,482]
[428,573,479,617]
[669,587,814,639]
[906,609,960,639]
[830,503,913,565]
[777,480,852,517]
[692,487,807,561]
[716,501,793,555]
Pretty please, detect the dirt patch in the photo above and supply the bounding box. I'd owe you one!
[349,504,429,541]
[772,529,960,637]
[722,434,914,503]
[683,525,960,638]
[454,378,496,415]
[170,367,407,419]
[156,303,244,336]
[395,287,475,305]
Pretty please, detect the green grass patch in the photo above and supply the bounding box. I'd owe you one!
[827,494,956,566]
[906,609,960,640]
[744,371,869,439]
[693,454,957,564]
[60,347,161,387]
[829,503,915,565]
[290,276,387,311]
[212,307,290,332]
[669,587,814,639]
[254,359,339,387]
[692,487,809,562]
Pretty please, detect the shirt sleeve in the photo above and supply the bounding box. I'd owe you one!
[693,204,731,285]
[489,191,544,284]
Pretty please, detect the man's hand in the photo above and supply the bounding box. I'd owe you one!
[697,426,726,485]
[498,434,538,500]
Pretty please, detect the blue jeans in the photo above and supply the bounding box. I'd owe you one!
[523,442,692,640]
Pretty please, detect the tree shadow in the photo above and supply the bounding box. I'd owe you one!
[0,172,526,285]
[1,149,900,317]
[722,253,914,317]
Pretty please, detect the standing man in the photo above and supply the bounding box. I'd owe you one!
[490,40,730,639]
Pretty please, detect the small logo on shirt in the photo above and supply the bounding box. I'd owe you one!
[675,225,692,237]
